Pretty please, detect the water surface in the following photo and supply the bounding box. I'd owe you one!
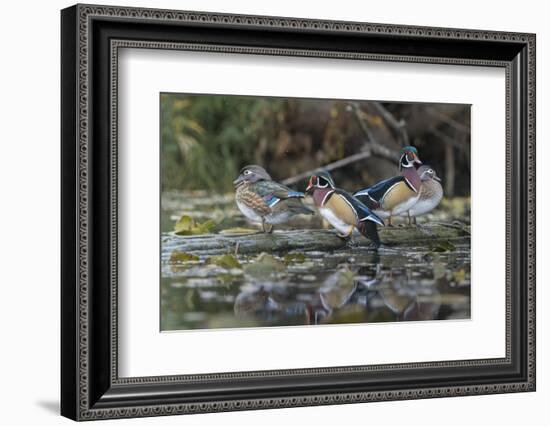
[160,191,471,331]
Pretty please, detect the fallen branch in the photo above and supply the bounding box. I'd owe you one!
[162,224,470,257]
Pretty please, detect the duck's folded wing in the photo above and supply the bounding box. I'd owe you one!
[256,181,305,207]
[270,182,306,199]
[354,176,405,202]
[336,190,385,226]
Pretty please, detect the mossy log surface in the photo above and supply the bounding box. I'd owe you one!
[162,223,470,257]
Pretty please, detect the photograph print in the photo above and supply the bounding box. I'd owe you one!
[160,94,471,331]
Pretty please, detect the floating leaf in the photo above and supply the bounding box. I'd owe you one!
[208,254,242,269]
[244,253,286,280]
[283,252,306,265]
[174,215,216,235]
[430,240,456,252]
[170,250,200,263]
[197,219,216,234]
[174,215,193,234]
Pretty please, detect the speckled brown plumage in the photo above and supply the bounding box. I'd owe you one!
[235,184,271,216]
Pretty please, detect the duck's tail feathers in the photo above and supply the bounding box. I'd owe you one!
[357,220,382,247]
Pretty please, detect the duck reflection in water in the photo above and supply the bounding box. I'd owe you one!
[232,263,443,326]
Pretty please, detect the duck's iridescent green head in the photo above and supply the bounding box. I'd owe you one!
[399,146,422,170]
[400,146,418,156]
[305,170,335,193]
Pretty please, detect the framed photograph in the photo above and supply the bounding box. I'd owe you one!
[61,4,536,421]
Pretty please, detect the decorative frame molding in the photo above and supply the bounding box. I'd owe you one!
[61,3,535,421]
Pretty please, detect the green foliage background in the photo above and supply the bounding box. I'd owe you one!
[161,93,471,195]
[161,93,284,192]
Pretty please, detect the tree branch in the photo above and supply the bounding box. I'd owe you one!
[370,102,409,146]
[281,150,373,185]
[281,102,401,186]
[425,107,470,134]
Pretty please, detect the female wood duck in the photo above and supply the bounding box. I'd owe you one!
[353,146,423,226]
[401,165,443,225]
[233,165,313,232]
[305,171,384,247]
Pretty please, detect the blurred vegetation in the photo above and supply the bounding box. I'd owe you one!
[161,94,284,192]
[161,94,471,195]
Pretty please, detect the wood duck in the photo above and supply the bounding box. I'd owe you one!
[233,165,314,232]
[305,171,384,247]
[400,165,443,225]
[353,146,423,226]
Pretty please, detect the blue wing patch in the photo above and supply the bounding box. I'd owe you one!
[263,194,281,207]
[264,190,304,207]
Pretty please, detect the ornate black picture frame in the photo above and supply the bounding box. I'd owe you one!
[61,3,536,421]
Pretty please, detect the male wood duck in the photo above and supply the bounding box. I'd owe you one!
[233,165,314,232]
[305,171,384,247]
[401,165,443,225]
[353,146,423,226]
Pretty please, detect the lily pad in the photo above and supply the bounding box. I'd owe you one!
[207,254,242,269]
[174,215,216,235]
[169,250,200,264]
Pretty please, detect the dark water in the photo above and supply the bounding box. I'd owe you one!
[160,191,471,331]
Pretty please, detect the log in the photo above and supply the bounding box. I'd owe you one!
[162,223,470,257]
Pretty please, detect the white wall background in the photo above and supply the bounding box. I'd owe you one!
[0,0,546,424]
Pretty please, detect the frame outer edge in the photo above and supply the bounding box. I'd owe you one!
[527,33,536,390]
[61,4,80,422]
[66,4,536,420]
